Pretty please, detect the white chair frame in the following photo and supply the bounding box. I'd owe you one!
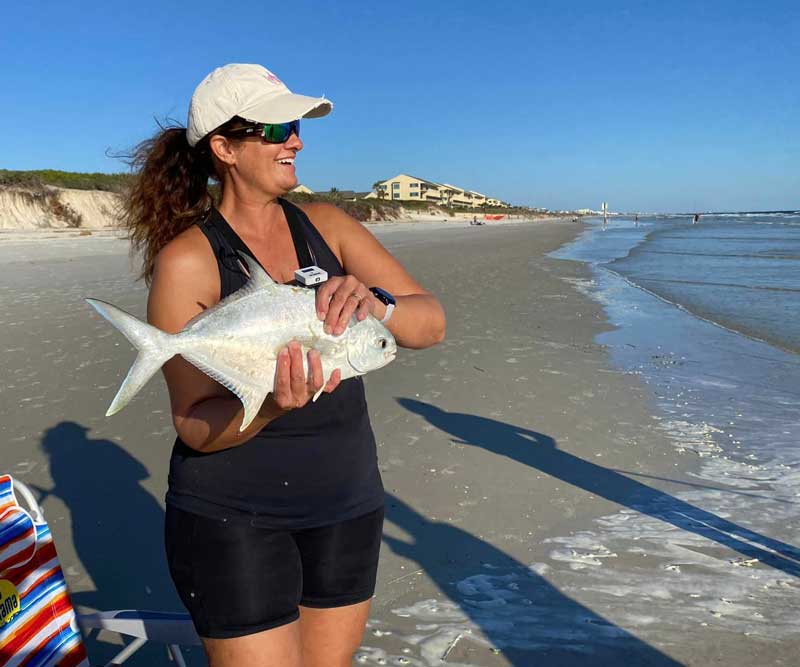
[12,478,201,666]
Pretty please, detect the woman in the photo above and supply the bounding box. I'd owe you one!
[123,64,445,667]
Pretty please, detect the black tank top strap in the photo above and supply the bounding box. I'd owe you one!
[197,200,343,299]
[277,199,314,269]
[278,199,346,277]
[195,209,247,298]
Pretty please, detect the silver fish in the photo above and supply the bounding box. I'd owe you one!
[86,257,397,431]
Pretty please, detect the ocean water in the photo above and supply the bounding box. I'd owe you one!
[557,212,800,352]
[546,214,800,648]
[611,213,800,354]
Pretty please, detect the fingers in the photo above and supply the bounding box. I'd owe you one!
[332,290,364,335]
[356,295,372,322]
[307,349,324,392]
[272,345,332,411]
[288,342,306,405]
[272,347,293,409]
[324,368,341,393]
[315,276,343,324]
[324,279,358,334]
[317,276,370,336]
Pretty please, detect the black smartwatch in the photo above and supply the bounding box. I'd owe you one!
[369,287,396,323]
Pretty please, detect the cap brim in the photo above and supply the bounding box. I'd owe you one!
[239,92,333,124]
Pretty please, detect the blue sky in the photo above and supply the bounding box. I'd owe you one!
[1,0,797,212]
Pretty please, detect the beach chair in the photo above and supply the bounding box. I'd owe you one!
[0,475,199,666]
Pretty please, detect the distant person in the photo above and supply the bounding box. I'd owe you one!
[693,213,700,224]
[634,214,639,227]
[121,63,445,667]
[472,215,478,225]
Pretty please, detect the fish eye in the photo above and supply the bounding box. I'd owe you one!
[379,338,387,349]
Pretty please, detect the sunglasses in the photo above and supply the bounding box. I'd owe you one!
[223,120,300,144]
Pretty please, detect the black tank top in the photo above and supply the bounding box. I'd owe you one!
[165,199,384,529]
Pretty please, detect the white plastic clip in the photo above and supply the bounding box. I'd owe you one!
[294,266,328,286]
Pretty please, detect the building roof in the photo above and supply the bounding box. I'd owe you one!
[376,174,499,202]
[406,174,443,186]
[381,173,443,188]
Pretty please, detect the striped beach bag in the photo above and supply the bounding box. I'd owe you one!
[0,475,88,667]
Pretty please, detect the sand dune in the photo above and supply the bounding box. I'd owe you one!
[0,187,121,230]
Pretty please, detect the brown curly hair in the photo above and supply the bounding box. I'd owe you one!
[120,118,249,283]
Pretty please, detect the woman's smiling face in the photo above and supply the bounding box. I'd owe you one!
[211,124,304,197]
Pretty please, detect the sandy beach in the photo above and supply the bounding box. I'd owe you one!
[1,219,797,666]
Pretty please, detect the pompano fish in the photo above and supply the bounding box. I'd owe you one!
[86,256,397,431]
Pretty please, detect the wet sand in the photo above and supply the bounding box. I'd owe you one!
[1,221,796,666]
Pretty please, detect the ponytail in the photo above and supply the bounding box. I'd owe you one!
[121,125,216,284]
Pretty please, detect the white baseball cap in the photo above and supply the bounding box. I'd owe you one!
[186,64,333,147]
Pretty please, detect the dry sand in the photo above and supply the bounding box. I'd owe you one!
[0,221,796,666]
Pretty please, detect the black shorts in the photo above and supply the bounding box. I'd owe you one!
[165,504,384,639]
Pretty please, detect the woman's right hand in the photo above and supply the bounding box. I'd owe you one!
[271,341,341,411]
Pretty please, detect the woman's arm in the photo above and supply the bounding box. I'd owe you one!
[304,203,446,349]
[148,229,339,453]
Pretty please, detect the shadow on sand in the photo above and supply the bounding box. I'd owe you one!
[384,491,682,666]
[397,399,800,577]
[35,421,181,652]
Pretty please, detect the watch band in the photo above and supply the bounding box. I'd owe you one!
[380,303,395,324]
[369,287,396,324]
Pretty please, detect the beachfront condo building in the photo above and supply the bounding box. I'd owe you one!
[367,173,509,208]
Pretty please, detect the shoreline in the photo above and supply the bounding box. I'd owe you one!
[607,261,800,357]
[548,220,800,666]
[568,217,800,358]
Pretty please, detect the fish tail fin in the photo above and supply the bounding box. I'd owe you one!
[86,298,175,415]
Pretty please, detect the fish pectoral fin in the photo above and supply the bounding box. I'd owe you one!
[313,339,343,357]
[181,353,273,432]
[236,385,272,432]
[287,334,318,350]
[285,336,343,360]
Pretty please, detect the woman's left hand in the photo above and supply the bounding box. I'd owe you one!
[315,275,377,336]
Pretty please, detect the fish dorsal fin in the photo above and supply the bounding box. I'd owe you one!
[182,252,282,333]
[226,251,284,302]
[236,251,277,289]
